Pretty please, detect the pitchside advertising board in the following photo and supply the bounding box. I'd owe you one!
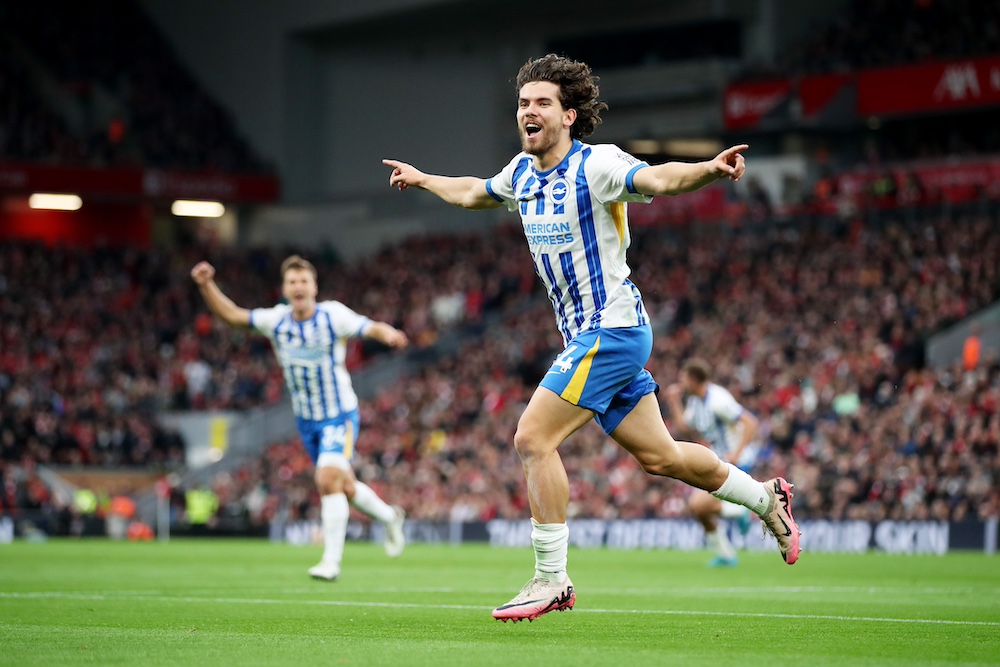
[274,518,999,555]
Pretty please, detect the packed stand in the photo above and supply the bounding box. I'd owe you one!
[3,210,998,526]
[0,0,267,172]
[211,208,1000,528]
[0,227,535,474]
[738,0,1000,80]
[788,0,1000,76]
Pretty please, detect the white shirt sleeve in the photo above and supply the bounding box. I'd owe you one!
[485,154,531,213]
[248,304,290,339]
[321,301,371,338]
[586,144,653,205]
[708,385,745,425]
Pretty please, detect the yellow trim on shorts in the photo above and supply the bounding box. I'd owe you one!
[610,202,625,247]
[560,335,601,405]
[343,420,355,459]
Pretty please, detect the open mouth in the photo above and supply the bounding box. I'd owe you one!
[525,123,541,137]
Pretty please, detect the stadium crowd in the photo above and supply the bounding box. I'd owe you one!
[0,226,535,471]
[1,0,998,534]
[3,212,998,529]
[176,206,1000,530]
[788,0,1000,75]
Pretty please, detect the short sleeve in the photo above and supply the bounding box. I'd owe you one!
[709,386,745,424]
[322,301,370,338]
[249,305,288,338]
[585,144,653,205]
[486,155,531,213]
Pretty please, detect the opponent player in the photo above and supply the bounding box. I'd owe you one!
[666,358,759,567]
[384,53,799,622]
[191,255,407,581]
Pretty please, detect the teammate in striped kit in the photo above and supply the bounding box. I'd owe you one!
[666,358,760,568]
[191,255,407,582]
[385,53,800,622]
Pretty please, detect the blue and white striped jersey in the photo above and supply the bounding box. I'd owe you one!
[249,301,370,422]
[486,140,653,344]
[683,383,758,468]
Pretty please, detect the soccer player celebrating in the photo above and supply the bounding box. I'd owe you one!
[666,358,760,568]
[384,53,799,622]
[191,255,407,581]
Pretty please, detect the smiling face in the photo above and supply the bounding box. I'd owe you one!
[281,267,318,318]
[517,80,577,168]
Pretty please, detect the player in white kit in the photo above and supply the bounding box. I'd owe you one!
[667,358,759,567]
[191,255,407,581]
[384,54,800,622]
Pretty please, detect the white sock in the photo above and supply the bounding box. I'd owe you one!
[320,493,349,567]
[350,481,396,524]
[531,519,569,584]
[711,464,769,515]
[706,527,737,559]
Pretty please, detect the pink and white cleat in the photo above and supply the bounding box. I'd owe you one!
[492,577,575,622]
[760,477,801,565]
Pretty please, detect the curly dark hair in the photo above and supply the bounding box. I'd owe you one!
[514,54,608,140]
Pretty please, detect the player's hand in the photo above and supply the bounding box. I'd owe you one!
[665,383,684,403]
[710,144,748,182]
[190,261,215,285]
[383,159,425,191]
[385,328,409,349]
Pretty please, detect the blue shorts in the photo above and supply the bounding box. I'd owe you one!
[296,410,361,465]
[539,325,659,434]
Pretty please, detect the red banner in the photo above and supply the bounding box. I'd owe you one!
[723,79,791,130]
[799,73,852,118]
[0,163,279,203]
[857,56,1000,116]
[836,157,1000,208]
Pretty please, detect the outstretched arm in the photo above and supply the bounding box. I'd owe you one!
[631,144,748,196]
[383,159,502,210]
[190,261,251,327]
[362,321,409,349]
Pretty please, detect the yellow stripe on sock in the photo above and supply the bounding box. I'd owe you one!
[560,335,600,405]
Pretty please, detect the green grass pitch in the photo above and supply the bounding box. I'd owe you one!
[1,539,998,666]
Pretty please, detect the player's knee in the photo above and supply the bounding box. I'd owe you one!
[314,465,347,495]
[634,439,683,477]
[512,424,553,462]
[638,454,679,477]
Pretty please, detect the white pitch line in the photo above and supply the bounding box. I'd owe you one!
[323,585,1000,596]
[3,592,998,628]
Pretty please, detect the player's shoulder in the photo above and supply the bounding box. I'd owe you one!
[586,143,637,160]
[317,300,363,318]
[503,152,533,171]
[707,382,735,397]
[708,383,742,406]
[249,302,291,332]
[256,302,292,316]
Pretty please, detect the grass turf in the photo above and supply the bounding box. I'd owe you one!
[1,539,998,666]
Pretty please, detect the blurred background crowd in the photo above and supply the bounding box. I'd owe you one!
[1,0,997,540]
